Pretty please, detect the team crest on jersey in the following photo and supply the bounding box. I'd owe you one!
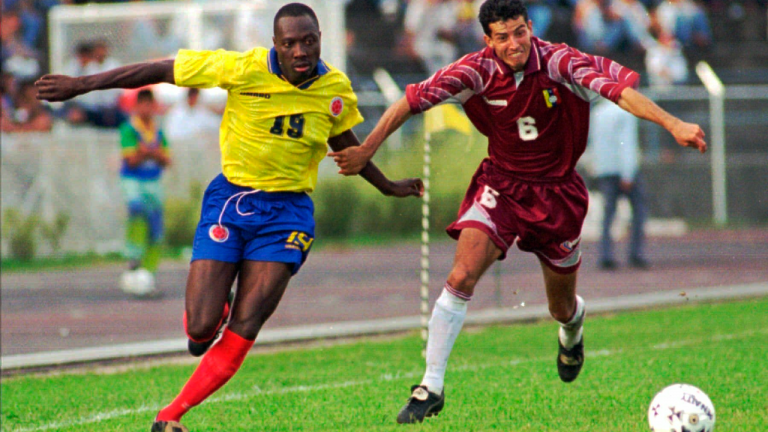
[330,97,343,117]
[543,88,561,108]
[209,225,230,243]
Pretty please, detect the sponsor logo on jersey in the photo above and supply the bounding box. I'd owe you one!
[543,88,561,108]
[286,231,314,252]
[241,92,271,99]
[209,224,230,243]
[560,236,581,252]
[482,96,508,107]
[330,97,343,116]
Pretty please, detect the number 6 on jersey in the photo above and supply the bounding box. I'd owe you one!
[517,116,538,141]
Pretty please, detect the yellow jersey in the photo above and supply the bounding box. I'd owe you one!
[174,47,364,192]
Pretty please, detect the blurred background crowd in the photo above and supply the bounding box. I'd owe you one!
[2,0,767,134]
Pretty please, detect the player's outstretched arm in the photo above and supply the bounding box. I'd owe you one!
[617,87,707,154]
[36,59,175,102]
[328,129,423,198]
[329,96,412,175]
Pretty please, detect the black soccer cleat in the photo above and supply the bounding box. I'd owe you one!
[557,336,584,383]
[151,420,189,432]
[396,384,445,424]
[188,291,234,357]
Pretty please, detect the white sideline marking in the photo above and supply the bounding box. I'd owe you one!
[10,329,765,432]
[3,282,767,371]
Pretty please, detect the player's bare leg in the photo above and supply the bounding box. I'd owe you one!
[540,261,585,382]
[227,261,292,340]
[184,260,239,356]
[153,261,292,431]
[398,228,502,424]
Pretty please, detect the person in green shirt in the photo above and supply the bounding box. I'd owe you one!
[118,88,170,297]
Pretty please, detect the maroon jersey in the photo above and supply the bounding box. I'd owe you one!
[405,37,640,179]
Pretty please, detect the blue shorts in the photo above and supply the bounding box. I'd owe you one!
[191,174,315,275]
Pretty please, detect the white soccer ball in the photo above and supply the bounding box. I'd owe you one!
[648,384,715,432]
[119,268,156,296]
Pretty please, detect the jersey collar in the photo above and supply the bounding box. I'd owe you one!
[268,47,330,90]
[490,36,542,76]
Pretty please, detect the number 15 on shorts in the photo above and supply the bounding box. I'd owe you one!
[286,231,313,252]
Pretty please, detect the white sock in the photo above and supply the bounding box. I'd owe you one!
[420,285,469,394]
[558,295,585,349]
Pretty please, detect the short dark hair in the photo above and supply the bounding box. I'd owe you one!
[136,88,154,103]
[478,0,529,36]
[75,41,93,56]
[273,3,319,35]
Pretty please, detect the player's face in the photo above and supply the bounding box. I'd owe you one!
[135,100,155,119]
[484,17,533,72]
[273,15,321,85]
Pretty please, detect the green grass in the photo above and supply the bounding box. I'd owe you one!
[2,298,767,432]
[0,252,129,273]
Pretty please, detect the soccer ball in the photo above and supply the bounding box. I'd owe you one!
[120,268,156,297]
[648,384,715,432]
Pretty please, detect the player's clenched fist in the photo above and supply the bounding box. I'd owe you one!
[671,121,707,154]
[385,178,424,198]
[35,75,83,102]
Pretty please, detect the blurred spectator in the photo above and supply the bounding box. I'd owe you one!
[63,41,94,78]
[589,98,648,270]
[611,0,654,48]
[403,0,459,74]
[15,0,44,49]
[63,40,126,128]
[1,10,41,80]
[527,0,554,39]
[164,88,221,143]
[1,78,53,133]
[573,0,651,53]
[1,73,18,131]
[454,0,483,56]
[645,31,689,88]
[653,0,712,48]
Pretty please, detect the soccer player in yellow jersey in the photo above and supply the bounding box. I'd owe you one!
[36,3,423,431]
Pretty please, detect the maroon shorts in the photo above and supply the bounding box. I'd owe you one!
[446,159,589,274]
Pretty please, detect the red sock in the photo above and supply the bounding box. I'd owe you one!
[156,328,254,422]
[183,301,230,343]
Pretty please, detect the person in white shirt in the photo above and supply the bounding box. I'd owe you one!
[589,98,648,270]
[645,31,689,88]
[164,88,220,143]
[404,0,460,74]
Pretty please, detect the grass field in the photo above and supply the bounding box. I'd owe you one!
[2,298,766,432]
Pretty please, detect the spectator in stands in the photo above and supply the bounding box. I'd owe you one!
[526,0,554,39]
[1,73,18,132]
[1,78,53,133]
[573,0,651,53]
[63,40,126,128]
[612,0,654,49]
[645,30,689,88]
[1,9,41,80]
[15,0,44,50]
[653,0,711,48]
[61,42,93,124]
[403,0,460,74]
[573,0,625,52]
[455,0,484,56]
[164,88,221,143]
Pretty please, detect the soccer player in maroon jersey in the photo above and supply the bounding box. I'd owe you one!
[330,0,706,424]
